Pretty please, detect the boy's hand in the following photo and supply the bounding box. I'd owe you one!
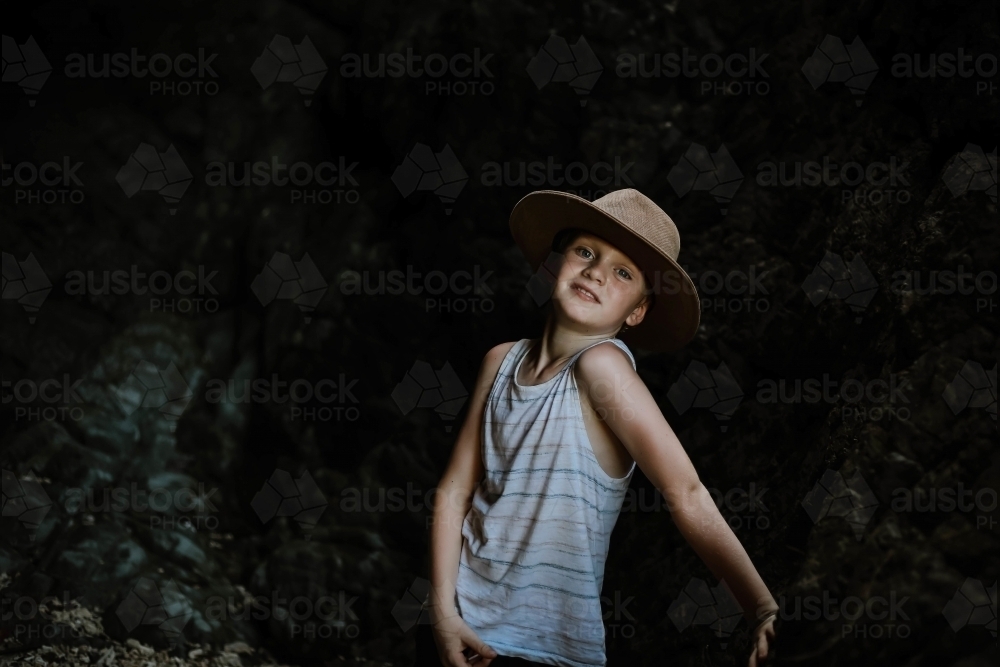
[748,616,776,667]
[431,612,499,666]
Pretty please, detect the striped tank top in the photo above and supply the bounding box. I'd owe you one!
[454,337,637,667]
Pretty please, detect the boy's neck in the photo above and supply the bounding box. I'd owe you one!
[524,319,619,377]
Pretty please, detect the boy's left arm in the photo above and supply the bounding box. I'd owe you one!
[576,346,779,650]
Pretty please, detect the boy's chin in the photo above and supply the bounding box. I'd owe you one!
[551,309,622,337]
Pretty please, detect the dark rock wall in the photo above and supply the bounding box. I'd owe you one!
[1,0,996,665]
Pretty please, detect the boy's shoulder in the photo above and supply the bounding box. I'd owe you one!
[575,340,638,381]
[485,340,519,363]
[474,341,519,393]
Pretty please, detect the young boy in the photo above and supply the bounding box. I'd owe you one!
[417,189,778,667]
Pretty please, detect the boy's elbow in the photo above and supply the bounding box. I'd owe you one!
[664,478,709,516]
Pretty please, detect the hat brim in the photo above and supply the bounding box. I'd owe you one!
[509,190,701,353]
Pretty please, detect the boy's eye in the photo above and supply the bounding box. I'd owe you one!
[577,247,594,260]
[617,268,632,279]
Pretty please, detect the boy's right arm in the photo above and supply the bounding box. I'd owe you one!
[427,342,515,621]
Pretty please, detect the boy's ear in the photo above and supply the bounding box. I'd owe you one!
[626,295,649,327]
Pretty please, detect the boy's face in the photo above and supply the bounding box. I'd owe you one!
[551,231,650,337]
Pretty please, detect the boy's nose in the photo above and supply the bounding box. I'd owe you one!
[582,266,604,284]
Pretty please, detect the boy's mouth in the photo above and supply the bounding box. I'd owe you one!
[570,281,600,303]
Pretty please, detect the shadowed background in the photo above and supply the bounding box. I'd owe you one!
[1,0,997,665]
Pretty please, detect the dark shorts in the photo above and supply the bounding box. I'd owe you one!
[412,622,550,667]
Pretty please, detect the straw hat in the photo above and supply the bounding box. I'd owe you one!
[509,188,700,352]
